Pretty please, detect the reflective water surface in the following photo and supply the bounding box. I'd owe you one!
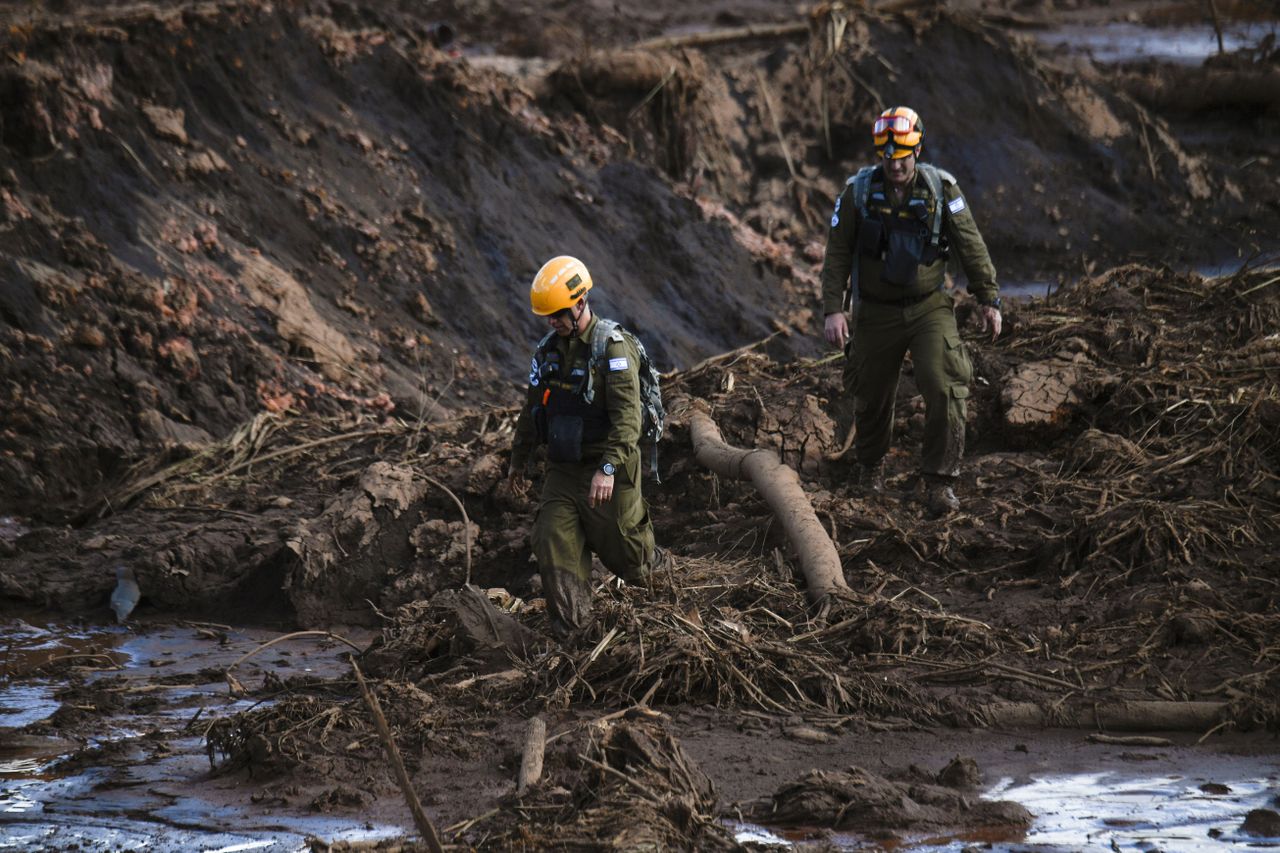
[731,758,1280,851]
[1035,22,1278,65]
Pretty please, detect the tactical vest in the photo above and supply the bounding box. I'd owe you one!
[849,163,952,290]
[531,332,611,463]
[530,319,666,476]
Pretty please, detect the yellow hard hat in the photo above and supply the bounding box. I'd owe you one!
[530,256,592,315]
[873,106,923,160]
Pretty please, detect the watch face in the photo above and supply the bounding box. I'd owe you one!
[601,463,616,476]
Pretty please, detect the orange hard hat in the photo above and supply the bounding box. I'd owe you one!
[530,256,592,315]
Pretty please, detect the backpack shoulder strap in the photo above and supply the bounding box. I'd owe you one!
[916,162,946,249]
[583,318,624,404]
[591,318,623,360]
[848,165,877,220]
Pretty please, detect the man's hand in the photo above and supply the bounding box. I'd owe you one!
[979,305,1002,342]
[588,470,615,508]
[504,462,530,499]
[824,312,850,350]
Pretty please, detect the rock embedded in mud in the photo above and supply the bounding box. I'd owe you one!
[757,766,1030,832]
[937,755,982,789]
[141,102,188,145]
[1242,808,1280,837]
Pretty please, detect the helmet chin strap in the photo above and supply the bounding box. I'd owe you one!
[571,299,589,334]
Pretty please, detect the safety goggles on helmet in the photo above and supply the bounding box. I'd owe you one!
[873,114,915,136]
[872,106,922,154]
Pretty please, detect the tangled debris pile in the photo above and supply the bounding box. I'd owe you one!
[193,261,1280,838]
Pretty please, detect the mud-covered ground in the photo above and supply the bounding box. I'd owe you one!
[2,0,1279,849]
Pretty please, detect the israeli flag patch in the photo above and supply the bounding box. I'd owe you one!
[831,195,842,227]
[608,357,629,372]
[948,196,967,215]
[529,357,539,386]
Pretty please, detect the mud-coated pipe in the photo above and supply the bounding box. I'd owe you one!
[683,399,849,603]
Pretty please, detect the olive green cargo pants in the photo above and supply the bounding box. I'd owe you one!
[842,290,973,477]
[532,454,655,634]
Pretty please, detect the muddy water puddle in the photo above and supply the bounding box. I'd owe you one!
[1035,22,1277,65]
[1,619,393,851]
[732,757,1280,851]
[6,621,1280,850]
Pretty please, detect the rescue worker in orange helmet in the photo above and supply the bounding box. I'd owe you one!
[820,106,1001,514]
[508,256,668,637]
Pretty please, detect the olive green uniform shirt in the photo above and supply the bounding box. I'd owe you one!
[820,165,998,313]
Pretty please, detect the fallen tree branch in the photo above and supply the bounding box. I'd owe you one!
[680,397,849,604]
[1086,733,1174,746]
[633,22,808,52]
[351,659,445,853]
[983,700,1227,732]
[226,630,363,678]
[517,716,546,795]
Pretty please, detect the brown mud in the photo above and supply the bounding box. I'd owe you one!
[2,0,1279,849]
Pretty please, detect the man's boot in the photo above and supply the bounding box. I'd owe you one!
[925,475,960,515]
[856,459,885,494]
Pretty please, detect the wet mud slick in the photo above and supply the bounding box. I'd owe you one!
[1,620,393,851]
[1,0,1279,849]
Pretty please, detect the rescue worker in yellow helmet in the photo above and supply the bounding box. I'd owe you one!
[508,256,665,637]
[820,106,1001,514]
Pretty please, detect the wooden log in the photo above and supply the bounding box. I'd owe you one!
[682,398,849,603]
[633,22,809,52]
[1087,733,1174,746]
[517,716,547,795]
[983,700,1227,732]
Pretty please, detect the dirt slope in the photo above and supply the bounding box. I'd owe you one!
[0,1,796,518]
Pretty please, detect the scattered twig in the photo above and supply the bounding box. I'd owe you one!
[421,474,473,584]
[226,630,363,679]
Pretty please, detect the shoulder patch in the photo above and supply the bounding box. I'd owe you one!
[608,357,629,372]
[529,356,539,386]
[830,193,843,227]
[947,196,966,215]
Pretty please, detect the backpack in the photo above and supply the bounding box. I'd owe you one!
[583,319,666,481]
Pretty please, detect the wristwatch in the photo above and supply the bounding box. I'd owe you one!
[599,462,616,476]
[980,296,1002,310]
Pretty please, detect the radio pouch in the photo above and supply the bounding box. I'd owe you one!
[857,217,883,259]
[547,415,584,463]
[882,229,925,287]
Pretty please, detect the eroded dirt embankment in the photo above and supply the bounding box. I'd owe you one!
[0,1,800,519]
[5,1,1276,524]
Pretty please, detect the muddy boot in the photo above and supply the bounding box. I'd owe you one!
[648,545,674,575]
[855,459,885,494]
[925,476,960,515]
